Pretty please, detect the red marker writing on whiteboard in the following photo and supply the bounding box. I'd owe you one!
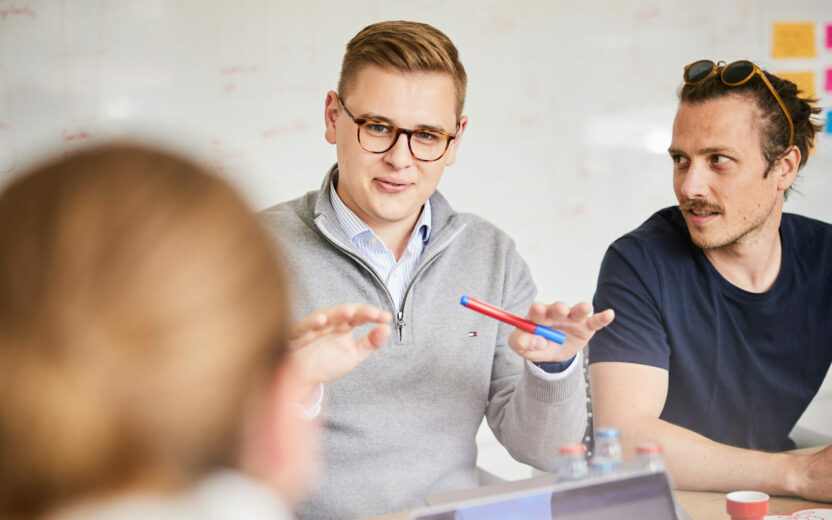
[460,295,566,344]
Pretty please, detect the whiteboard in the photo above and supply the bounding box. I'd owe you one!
[2,0,830,305]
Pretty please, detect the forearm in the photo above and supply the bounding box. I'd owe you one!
[621,415,800,495]
[488,363,587,470]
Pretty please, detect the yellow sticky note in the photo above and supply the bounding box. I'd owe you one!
[772,22,816,58]
[776,71,816,99]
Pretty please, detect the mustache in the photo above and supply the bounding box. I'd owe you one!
[679,199,723,214]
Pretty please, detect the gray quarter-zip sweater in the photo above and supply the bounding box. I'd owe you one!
[260,167,586,519]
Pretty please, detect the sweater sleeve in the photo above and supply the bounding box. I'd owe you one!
[483,244,587,472]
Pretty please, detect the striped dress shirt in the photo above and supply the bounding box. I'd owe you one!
[329,182,431,310]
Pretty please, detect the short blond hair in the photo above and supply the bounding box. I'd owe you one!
[0,144,289,518]
[338,20,468,119]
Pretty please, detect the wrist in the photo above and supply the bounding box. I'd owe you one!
[533,353,577,374]
[780,452,806,496]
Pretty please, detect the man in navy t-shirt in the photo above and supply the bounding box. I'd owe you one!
[588,60,832,501]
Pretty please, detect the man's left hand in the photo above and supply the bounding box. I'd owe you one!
[508,301,614,363]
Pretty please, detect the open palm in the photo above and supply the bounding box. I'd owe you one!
[289,303,392,383]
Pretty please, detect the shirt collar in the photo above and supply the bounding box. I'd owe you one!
[329,179,432,244]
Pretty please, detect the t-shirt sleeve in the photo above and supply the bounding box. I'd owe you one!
[588,238,671,370]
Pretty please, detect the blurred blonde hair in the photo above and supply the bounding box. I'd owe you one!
[0,144,289,518]
[338,20,468,119]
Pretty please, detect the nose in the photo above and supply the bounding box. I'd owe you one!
[677,159,710,200]
[383,132,413,170]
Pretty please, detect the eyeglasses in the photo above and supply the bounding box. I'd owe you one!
[683,60,793,148]
[337,96,459,162]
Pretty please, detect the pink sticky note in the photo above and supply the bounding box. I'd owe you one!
[827,24,832,49]
[827,69,832,93]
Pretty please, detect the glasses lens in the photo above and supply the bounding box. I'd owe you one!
[722,61,755,85]
[358,122,396,153]
[358,123,450,161]
[410,130,449,161]
[684,60,715,84]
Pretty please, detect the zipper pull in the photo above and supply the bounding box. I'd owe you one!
[396,311,406,341]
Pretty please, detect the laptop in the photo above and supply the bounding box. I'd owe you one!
[410,468,692,520]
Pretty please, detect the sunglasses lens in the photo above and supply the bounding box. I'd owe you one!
[723,61,755,84]
[684,61,715,83]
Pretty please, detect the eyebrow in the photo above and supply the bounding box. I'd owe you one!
[358,112,453,134]
[666,146,737,156]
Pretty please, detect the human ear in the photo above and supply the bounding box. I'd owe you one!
[324,91,340,145]
[774,145,801,192]
[443,115,468,167]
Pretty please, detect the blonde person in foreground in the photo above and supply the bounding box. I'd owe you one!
[0,144,388,520]
[589,60,832,501]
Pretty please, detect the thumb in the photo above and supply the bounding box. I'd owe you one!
[356,323,392,355]
[587,309,615,331]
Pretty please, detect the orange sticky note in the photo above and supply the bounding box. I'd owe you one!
[772,22,816,58]
[776,71,816,99]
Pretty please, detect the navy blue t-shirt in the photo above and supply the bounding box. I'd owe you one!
[588,207,832,452]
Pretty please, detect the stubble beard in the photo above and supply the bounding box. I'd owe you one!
[683,196,779,251]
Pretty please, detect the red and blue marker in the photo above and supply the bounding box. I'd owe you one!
[460,295,566,344]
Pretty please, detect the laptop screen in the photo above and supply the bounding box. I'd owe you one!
[411,471,678,520]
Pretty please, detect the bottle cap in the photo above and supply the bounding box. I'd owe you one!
[595,427,620,438]
[558,444,587,455]
[636,443,662,454]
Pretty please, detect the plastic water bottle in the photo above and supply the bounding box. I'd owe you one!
[557,444,588,481]
[636,443,664,472]
[588,457,617,477]
[594,427,623,463]
[589,427,622,477]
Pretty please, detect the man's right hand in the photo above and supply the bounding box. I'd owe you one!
[288,303,392,383]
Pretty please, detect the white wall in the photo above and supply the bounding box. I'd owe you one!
[2,0,831,479]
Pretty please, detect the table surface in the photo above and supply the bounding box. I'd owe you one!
[363,447,830,520]
[364,490,829,520]
[675,489,828,519]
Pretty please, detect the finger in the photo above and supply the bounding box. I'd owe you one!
[567,301,593,321]
[288,310,329,340]
[346,304,392,327]
[325,303,391,330]
[356,324,392,354]
[509,328,546,352]
[542,301,570,322]
[585,308,615,331]
[526,301,548,322]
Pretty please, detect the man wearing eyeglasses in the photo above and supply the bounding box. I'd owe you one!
[260,21,614,519]
[588,60,832,501]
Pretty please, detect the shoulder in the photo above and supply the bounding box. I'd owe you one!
[457,211,513,240]
[448,211,526,267]
[781,213,832,275]
[429,190,520,251]
[782,213,832,242]
[613,207,687,249]
[258,189,322,241]
[604,207,691,267]
[260,190,318,225]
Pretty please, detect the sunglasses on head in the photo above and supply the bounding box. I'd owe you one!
[683,59,793,148]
